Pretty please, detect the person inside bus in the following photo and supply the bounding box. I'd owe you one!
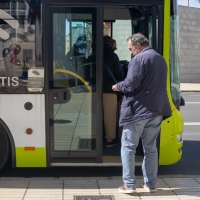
[73,23,92,85]
[112,33,171,193]
[112,39,117,51]
[103,35,124,147]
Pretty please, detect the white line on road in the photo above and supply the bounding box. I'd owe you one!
[184,122,200,125]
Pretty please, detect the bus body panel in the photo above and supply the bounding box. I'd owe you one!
[159,109,183,165]
[0,94,46,167]
[16,147,46,167]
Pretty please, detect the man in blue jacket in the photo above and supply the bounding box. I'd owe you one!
[112,33,171,194]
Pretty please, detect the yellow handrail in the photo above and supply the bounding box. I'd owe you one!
[54,64,92,93]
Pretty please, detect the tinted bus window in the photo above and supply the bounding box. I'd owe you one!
[0,1,43,94]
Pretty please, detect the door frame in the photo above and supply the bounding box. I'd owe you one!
[43,3,104,166]
[43,0,163,167]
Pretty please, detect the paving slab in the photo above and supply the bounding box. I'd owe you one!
[0,195,25,198]
[24,198,62,200]
[64,195,74,200]
[114,195,140,199]
[141,198,180,200]
[0,199,23,200]
[26,189,62,193]
[163,178,200,187]
[172,188,200,192]
[179,197,200,200]
[195,178,200,183]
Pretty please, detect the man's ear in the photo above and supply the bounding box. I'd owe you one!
[136,42,141,49]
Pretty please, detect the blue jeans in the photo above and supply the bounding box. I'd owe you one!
[121,116,163,189]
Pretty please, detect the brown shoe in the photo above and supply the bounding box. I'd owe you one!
[142,183,157,193]
[118,185,136,194]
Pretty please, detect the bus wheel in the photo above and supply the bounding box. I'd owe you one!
[0,126,10,170]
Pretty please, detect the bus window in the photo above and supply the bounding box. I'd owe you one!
[0,1,43,94]
[103,22,111,36]
[112,20,132,62]
[170,0,181,110]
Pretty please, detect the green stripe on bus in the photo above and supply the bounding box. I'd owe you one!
[16,147,46,167]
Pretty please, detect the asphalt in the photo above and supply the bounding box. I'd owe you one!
[0,83,200,200]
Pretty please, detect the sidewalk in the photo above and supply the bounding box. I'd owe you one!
[181,83,200,92]
[1,176,200,200]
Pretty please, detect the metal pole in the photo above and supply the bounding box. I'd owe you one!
[152,6,157,51]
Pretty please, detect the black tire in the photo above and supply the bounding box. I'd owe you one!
[0,125,10,170]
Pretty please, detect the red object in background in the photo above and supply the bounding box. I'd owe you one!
[10,48,17,64]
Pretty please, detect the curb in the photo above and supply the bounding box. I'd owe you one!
[180,83,200,92]
[181,90,200,92]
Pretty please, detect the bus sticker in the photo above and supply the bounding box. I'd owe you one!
[0,77,19,86]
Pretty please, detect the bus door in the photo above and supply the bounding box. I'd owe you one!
[45,5,103,164]
[101,4,163,162]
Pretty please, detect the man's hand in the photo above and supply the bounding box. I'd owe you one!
[112,84,120,91]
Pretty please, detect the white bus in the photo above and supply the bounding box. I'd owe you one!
[0,0,183,170]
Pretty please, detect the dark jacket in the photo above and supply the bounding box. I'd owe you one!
[103,44,124,93]
[74,34,87,55]
[117,47,172,126]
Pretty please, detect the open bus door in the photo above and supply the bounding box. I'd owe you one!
[101,5,162,164]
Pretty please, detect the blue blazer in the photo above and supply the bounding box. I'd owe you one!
[117,47,172,127]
